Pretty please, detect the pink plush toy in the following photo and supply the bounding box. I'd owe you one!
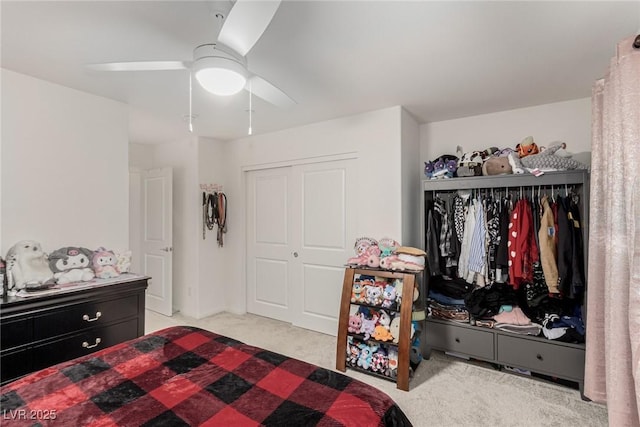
[347,237,381,268]
[348,314,362,333]
[92,247,120,279]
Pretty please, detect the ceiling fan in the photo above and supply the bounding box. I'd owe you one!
[87,0,295,108]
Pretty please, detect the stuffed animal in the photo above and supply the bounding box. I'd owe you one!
[360,314,378,340]
[390,317,416,344]
[346,338,360,365]
[5,240,54,293]
[509,143,587,173]
[381,284,397,309]
[516,136,540,158]
[386,347,399,378]
[357,343,377,370]
[351,279,365,303]
[456,149,485,177]
[482,156,513,176]
[348,313,362,333]
[347,237,381,268]
[424,155,458,179]
[116,250,132,273]
[377,237,400,258]
[372,325,393,342]
[378,310,392,329]
[48,247,95,284]
[456,146,501,176]
[364,284,383,306]
[379,246,426,271]
[92,247,120,279]
[371,350,389,374]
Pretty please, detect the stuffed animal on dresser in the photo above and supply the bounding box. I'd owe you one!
[48,247,95,284]
[5,240,54,293]
[92,247,120,279]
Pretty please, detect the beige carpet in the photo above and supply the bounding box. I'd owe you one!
[146,310,608,427]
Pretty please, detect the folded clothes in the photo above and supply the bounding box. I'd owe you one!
[428,300,470,323]
[428,275,475,299]
[429,290,466,307]
[492,306,532,326]
[494,323,542,336]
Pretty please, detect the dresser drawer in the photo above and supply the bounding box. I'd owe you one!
[497,335,585,380]
[31,318,139,371]
[0,347,32,384]
[426,321,495,360]
[34,294,139,340]
[1,317,32,349]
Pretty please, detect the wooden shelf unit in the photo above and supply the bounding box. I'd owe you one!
[336,267,418,391]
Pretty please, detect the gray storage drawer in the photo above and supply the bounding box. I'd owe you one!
[497,335,585,380]
[426,321,495,360]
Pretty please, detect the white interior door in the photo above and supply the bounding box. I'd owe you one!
[142,167,173,316]
[246,167,292,322]
[246,159,355,335]
[290,160,356,335]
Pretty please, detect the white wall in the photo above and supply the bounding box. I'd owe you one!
[421,98,592,162]
[401,108,421,248]
[222,106,405,314]
[129,143,154,170]
[197,137,228,318]
[1,69,129,255]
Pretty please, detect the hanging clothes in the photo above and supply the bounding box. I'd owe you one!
[425,205,442,276]
[485,197,501,285]
[495,197,511,283]
[468,197,487,286]
[538,194,560,293]
[508,197,539,289]
[458,201,476,282]
[567,195,585,299]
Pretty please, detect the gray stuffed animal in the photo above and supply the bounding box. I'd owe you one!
[509,144,587,173]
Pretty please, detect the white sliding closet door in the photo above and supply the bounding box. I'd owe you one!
[246,167,292,323]
[246,159,355,335]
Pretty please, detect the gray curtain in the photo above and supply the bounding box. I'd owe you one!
[585,34,640,426]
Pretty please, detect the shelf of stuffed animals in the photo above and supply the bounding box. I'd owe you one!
[336,267,418,391]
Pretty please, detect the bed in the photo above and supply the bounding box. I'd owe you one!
[0,326,412,426]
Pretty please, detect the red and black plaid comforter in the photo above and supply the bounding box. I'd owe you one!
[0,326,411,426]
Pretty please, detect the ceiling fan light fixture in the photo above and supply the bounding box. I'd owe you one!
[194,56,247,96]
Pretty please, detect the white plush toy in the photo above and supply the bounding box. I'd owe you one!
[5,240,54,294]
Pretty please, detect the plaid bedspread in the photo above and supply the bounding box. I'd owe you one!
[0,326,412,426]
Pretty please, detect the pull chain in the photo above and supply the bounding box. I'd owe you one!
[188,72,193,133]
[248,80,253,135]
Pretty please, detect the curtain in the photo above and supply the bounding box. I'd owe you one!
[585,34,640,426]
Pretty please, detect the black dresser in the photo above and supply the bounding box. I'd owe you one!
[0,275,148,384]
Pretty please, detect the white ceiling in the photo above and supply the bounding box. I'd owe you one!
[2,1,639,144]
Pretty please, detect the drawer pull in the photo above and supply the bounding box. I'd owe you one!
[455,338,461,343]
[82,338,102,349]
[536,354,543,361]
[82,312,102,322]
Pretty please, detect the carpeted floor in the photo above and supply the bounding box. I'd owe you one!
[146,310,608,427]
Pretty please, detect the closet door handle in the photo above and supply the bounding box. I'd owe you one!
[82,338,102,349]
[536,354,543,361]
[455,338,461,343]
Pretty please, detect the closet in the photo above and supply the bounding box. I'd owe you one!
[422,170,589,394]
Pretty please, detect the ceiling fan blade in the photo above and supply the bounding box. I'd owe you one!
[217,0,281,57]
[247,75,295,108]
[86,61,189,71]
